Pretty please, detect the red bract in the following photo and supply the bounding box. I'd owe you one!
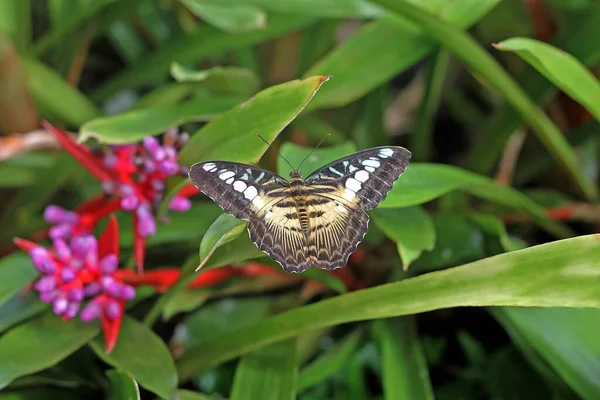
[42,121,198,271]
[14,216,134,353]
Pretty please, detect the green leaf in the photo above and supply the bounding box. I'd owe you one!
[195,0,381,17]
[380,163,569,238]
[202,233,266,270]
[305,1,500,109]
[371,317,433,400]
[171,63,260,95]
[161,289,212,320]
[297,330,362,391]
[92,14,315,101]
[180,0,266,33]
[231,339,298,400]
[197,213,248,271]
[90,316,177,399]
[495,308,600,399]
[0,164,35,187]
[412,215,484,271]
[371,0,596,201]
[176,234,600,378]
[107,369,140,400]
[178,76,329,166]
[0,253,37,308]
[495,37,600,123]
[0,312,99,389]
[0,292,47,335]
[469,213,524,252]
[372,207,435,270]
[0,0,30,52]
[278,141,357,178]
[176,390,219,400]
[22,57,99,126]
[301,268,347,294]
[79,96,244,144]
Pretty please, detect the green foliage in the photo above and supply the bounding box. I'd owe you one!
[1,1,600,399]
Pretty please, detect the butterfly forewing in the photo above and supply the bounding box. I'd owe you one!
[188,146,411,274]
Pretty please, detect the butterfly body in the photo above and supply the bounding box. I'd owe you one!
[189,146,411,273]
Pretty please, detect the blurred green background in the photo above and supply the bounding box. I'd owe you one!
[1,0,600,399]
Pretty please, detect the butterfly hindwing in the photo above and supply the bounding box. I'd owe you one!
[188,161,286,220]
[305,146,411,210]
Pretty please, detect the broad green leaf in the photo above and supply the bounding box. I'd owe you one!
[372,207,435,270]
[371,317,433,400]
[180,0,266,33]
[0,388,73,400]
[231,339,298,400]
[495,37,600,123]
[0,312,99,389]
[372,0,596,201]
[0,0,30,51]
[119,203,223,247]
[301,268,347,294]
[79,96,244,144]
[171,63,260,95]
[469,213,524,252]
[178,76,329,166]
[177,390,218,400]
[412,215,484,271]
[305,1,500,109]
[202,233,266,270]
[380,163,569,238]
[193,0,381,17]
[162,289,212,320]
[466,8,600,174]
[22,58,99,126]
[278,141,357,177]
[297,330,362,391]
[0,164,35,187]
[107,369,140,400]
[0,292,47,334]
[176,234,600,377]
[197,213,248,270]
[0,253,37,308]
[90,316,177,400]
[93,14,315,101]
[495,308,600,399]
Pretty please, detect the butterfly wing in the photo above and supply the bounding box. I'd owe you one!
[305,146,411,210]
[301,146,411,270]
[189,161,309,273]
[188,161,287,220]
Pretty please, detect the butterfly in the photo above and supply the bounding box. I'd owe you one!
[188,145,411,273]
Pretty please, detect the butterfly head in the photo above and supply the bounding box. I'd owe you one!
[289,170,303,184]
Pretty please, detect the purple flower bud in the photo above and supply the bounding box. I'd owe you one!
[169,196,191,212]
[164,146,177,160]
[69,287,84,302]
[81,300,102,322]
[119,184,134,196]
[53,297,68,315]
[86,239,98,265]
[64,302,80,320]
[136,212,156,237]
[35,276,56,292]
[158,160,179,175]
[105,299,122,320]
[30,247,49,270]
[177,132,189,147]
[84,282,101,297]
[143,136,160,153]
[44,205,79,224]
[151,179,165,191]
[61,267,76,283]
[40,290,58,303]
[102,181,116,195]
[100,254,119,274]
[120,285,136,300]
[53,239,71,262]
[103,152,118,168]
[103,278,121,298]
[144,159,156,174]
[49,224,72,240]
[120,195,139,211]
[71,236,92,261]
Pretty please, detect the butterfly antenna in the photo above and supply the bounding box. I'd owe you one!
[257,134,296,171]
[297,133,331,172]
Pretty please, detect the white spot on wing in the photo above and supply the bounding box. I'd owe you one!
[336,203,347,213]
[202,163,216,171]
[345,177,362,192]
[379,148,393,158]
[365,166,375,173]
[233,181,247,192]
[329,166,343,176]
[343,189,355,201]
[355,170,369,183]
[255,172,265,182]
[226,177,234,184]
[349,165,358,173]
[219,171,235,180]
[362,159,380,168]
[265,210,273,218]
[252,196,265,208]
[243,186,258,200]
